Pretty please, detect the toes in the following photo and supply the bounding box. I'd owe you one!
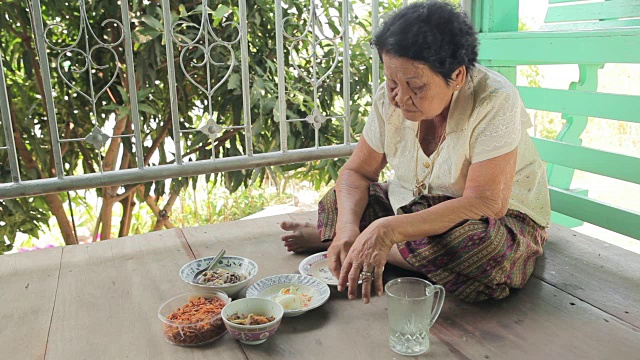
[281,234,297,242]
[280,221,300,231]
[285,243,300,252]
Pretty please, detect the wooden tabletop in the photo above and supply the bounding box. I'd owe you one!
[2,212,639,360]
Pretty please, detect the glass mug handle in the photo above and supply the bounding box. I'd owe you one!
[429,284,445,328]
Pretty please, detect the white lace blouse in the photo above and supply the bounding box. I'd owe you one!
[362,65,551,227]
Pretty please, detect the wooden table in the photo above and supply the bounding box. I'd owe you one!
[2,212,640,360]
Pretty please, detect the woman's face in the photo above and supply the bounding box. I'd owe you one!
[382,53,465,121]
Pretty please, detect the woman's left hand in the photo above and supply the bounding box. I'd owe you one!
[337,218,398,304]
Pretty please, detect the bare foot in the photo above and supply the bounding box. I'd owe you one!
[280,221,329,253]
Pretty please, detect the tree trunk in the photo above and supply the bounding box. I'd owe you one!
[98,113,129,240]
[116,131,133,238]
[119,194,134,237]
[9,101,76,245]
[12,28,76,245]
[12,136,76,245]
[45,193,77,245]
[95,32,139,240]
[99,198,114,240]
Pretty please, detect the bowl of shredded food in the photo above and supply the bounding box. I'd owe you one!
[158,290,230,346]
[221,298,284,345]
[179,255,258,297]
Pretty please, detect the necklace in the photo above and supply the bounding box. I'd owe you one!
[413,121,447,197]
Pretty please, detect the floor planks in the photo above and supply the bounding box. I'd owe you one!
[2,211,640,359]
[0,248,62,360]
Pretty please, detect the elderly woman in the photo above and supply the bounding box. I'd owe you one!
[280,0,550,304]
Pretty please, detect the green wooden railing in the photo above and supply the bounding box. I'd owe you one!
[472,0,640,240]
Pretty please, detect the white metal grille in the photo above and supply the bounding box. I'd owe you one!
[0,0,388,199]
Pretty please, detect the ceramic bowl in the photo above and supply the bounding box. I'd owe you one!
[221,298,284,345]
[158,290,230,346]
[246,274,330,317]
[179,255,258,297]
[298,251,361,286]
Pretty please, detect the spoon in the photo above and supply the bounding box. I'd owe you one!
[192,249,226,284]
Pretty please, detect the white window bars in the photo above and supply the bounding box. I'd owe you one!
[0,0,393,199]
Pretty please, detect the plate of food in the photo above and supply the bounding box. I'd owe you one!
[298,251,362,286]
[246,274,330,317]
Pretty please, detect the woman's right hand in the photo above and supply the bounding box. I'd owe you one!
[328,137,387,279]
[327,226,361,278]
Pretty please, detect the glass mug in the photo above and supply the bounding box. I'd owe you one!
[385,277,445,356]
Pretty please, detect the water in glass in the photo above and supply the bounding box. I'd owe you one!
[385,277,445,356]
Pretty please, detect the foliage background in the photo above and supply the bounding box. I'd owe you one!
[0,0,404,253]
[2,0,638,254]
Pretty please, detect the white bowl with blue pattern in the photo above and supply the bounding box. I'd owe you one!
[179,255,258,297]
[246,274,330,317]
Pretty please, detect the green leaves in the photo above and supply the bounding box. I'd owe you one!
[227,73,241,90]
[141,15,163,32]
[0,198,50,253]
[137,103,157,115]
[213,5,231,27]
[1,0,386,251]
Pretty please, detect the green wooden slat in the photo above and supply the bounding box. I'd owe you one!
[546,1,640,23]
[476,0,519,83]
[541,19,640,31]
[518,87,640,124]
[482,0,519,33]
[478,28,640,65]
[471,0,484,32]
[549,0,587,3]
[532,138,640,185]
[552,211,585,228]
[549,187,640,240]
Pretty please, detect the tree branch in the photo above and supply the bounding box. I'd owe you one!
[164,191,180,213]
[167,128,244,164]
[138,187,161,217]
[74,129,97,174]
[144,116,171,166]
[118,193,134,238]
[114,184,143,203]
[60,121,73,156]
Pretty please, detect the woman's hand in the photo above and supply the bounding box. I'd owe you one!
[337,218,398,304]
[327,226,360,279]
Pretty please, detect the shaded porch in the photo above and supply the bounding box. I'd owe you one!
[2,212,639,359]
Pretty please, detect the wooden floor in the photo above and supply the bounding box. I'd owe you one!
[1,211,639,360]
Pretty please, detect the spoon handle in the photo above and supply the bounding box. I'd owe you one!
[192,249,226,283]
[205,249,226,272]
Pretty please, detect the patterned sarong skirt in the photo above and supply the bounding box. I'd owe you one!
[317,183,548,303]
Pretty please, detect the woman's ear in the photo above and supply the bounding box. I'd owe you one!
[452,66,466,88]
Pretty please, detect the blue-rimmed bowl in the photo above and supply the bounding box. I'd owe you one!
[179,255,258,297]
[246,274,330,317]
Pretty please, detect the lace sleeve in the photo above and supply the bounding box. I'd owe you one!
[362,83,387,154]
[470,89,523,163]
